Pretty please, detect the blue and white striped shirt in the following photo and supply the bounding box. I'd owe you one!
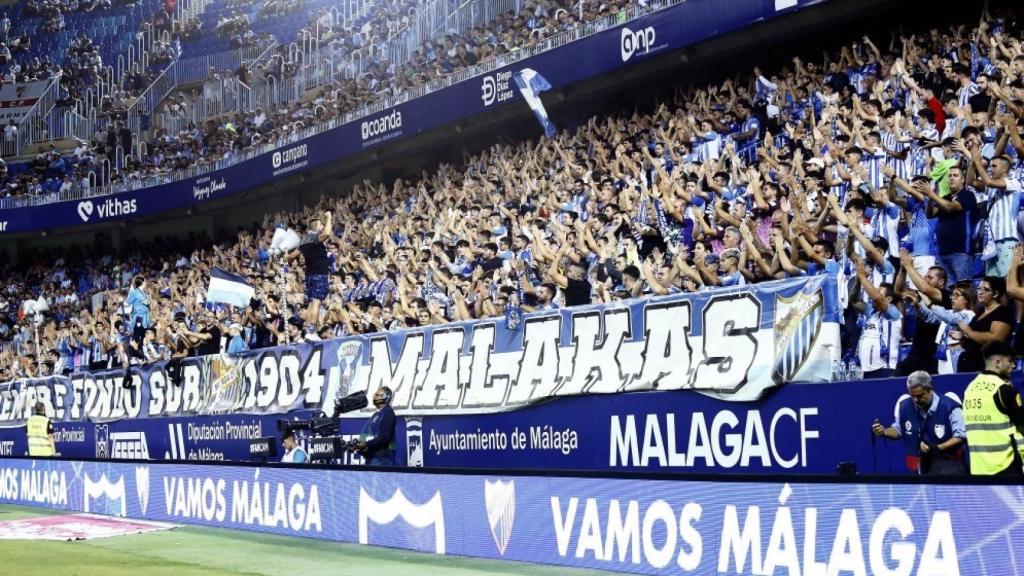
[830,165,850,201]
[869,203,902,259]
[987,179,1024,241]
[957,82,979,108]
[879,131,909,181]
[862,150,887,191]
[694,131,721,162]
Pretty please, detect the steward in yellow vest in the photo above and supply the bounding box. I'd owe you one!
[963,342,1024,476]
[26,401,55,457]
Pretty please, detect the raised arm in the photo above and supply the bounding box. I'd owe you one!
[1007,245,1024,302]
[899,249,942,302]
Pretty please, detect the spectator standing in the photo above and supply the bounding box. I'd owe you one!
[958,277,1013,373]
[916,283,977,375]
[969,152,1022,277]
[925,161,976,283]
[895,249,949,375]
[227,322,247,354]
[288,211,332,328]
[854,258,901,379]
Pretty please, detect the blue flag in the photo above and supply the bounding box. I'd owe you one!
[514,68,557,139]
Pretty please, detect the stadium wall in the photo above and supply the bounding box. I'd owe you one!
[0,457,1017,574]
[0,275,881,474]
[0,274,1012,475]
[0,372,993,475]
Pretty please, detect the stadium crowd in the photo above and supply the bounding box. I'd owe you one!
[0,0,643,198]
[2,8,1024,384]
[156,0,643,132]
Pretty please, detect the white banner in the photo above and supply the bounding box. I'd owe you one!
[0,80,50,124]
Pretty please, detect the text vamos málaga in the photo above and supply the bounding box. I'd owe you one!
[162,474,321,532]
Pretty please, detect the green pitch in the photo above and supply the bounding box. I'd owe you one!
[0,504,619,576]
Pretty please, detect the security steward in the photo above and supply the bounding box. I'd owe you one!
[872,370,966,474]
[963,342,1024,475]
[26,401,55,457]
[352,386,397,466]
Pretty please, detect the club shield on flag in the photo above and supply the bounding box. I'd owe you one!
[513,68,557,138]
[206,268,255,308]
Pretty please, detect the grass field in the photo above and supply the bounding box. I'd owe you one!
[0,504,618,576]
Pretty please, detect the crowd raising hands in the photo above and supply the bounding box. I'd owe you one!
[3,6,1024,383]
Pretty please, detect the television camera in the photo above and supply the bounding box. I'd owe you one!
[274,391,370,461]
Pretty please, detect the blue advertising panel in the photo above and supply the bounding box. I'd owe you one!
[0,0,829,232]
[0,372,988,475]
[347,372,986,475]
[0,457,1016,575]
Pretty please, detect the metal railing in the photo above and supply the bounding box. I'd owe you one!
[45,107,94,143]
[0,0,677,210]
[151,0,424,132]
[125,58,179,146]
[28,0,217,154]
[0,74,63,157]
[173,38,277,86]
[72,27,176,118]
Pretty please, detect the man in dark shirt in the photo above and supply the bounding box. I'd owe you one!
[246,295,283,348]
[195,314,221,356]
[926,164,976,283]
[547,245,592,307]
[354,386,397,466]
[117,121,132,153]
[896,250,950,376]
[477,242,504,273]
[288,211,332,329]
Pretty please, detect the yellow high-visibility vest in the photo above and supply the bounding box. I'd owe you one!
[964,373,1019,475]
[26,414,54,457]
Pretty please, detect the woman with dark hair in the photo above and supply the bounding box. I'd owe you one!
[916,282,977,374]
[957,276,1013,373]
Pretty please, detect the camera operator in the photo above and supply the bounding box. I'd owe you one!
[352,386,396,466]
[280,430,308,463]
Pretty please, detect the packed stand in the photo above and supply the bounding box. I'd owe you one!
[145,0,656,175]
[3,11,1024,383]
[1,0,172,94]
[2,0,653,200]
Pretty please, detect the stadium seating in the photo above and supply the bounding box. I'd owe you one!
[1,2,1024,389]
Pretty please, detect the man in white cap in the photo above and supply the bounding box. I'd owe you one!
[226,323,247,354]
